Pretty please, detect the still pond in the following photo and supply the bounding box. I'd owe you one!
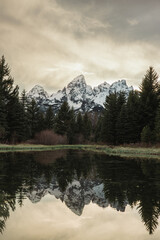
[0,150,160,240]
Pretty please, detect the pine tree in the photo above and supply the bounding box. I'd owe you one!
[117,92,126,110]
[0,56,15,99]
[155,104,160,142]
[116,104,128,144]
[102,93,118,144]
[82,113,92,140]
[0,56,19,142]
[0,100,6,141]
[6,87,25,143]
[95,116,103,142]
[45,106,54,130]
[140,67,160,130]
[20,90,27,110]
[67,108,76,144]
[27,99,40,138]
[102,92,127,144]
[126,90,141,143]
[54,101,71,135]
[76,112,83,134]
[141,125,153,143]
[36,111,45,132]
[19,90,29,141]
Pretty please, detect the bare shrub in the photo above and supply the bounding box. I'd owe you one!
[34,130,67,145]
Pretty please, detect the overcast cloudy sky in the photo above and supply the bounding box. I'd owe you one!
[1,0,160,93]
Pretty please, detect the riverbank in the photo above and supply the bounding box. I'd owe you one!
[0,144,160,159]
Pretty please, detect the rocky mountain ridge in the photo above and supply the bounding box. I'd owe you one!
[26,176,128,216]
[27,75,133,112]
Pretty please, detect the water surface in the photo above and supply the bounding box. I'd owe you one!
[0,150,160,239]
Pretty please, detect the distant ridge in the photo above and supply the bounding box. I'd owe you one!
[27,75,133,112]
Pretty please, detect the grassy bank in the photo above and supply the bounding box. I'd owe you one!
[0,144,160,159]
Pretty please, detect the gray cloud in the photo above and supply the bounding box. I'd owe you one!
[0,0,160,93]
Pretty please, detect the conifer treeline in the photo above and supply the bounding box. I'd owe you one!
[0,55,160,145]
[97,66,160,144]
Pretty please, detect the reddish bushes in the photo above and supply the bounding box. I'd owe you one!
[34,130,67,145]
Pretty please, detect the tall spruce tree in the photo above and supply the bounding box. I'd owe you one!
[102,93,117,144]
[0,56,20,142]
[82,113,92,140]
[76,112,83,134]
[155,104,160,142]
[141,125,153,143]
[102,92,125,145]
[6,87,25,142]
[21,90,27,109]
[126,90,141,143]
[19,90,29,141]
[117,92,126,110]
[116,104,128,144]
[54,101,71,135]
[27,99,40,138]
[45,106,54,130]
[140,67,160,131]
[95,116,103,142]
[67,107,76,144]
[36,111,45,132]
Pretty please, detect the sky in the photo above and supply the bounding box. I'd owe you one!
[1,0,160,93]
[3,196,160,240]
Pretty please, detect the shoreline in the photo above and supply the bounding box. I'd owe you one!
[0,144,160,159]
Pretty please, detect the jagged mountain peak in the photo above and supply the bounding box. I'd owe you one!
[26,177,128,216]
[110,79,133,90]
[27,84,49,100]
[27,75,133,112]
[67,75,86,89]
[29,85,45,92]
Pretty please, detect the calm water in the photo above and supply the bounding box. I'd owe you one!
[0,150,160,240]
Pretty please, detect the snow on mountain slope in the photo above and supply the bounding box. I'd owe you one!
[27,75,133,112]
[27,85,49,101]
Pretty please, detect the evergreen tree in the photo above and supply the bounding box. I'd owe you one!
[20,90,27,110]
[67,108,76,144]
[45,106,54,130]
[140,67,160,131]
[141,125,153,143]
[6,87,25,142]
[27,99,40,138]
[102,93,118,144]
[82,113,92,140]
[126,90,141,143]
[36,111,45,132]
[102,92,127,144]
[76,112,83,134]
[0,56,20,142]
[0,56,15,99]
[19,90,29,141]
[54,101,71,135]
[117,92,126,110]
[95,116,103,142]
[116,104,128,144]
[154,104,160,142]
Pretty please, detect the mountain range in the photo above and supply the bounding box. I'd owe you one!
[27,75,133,112]
[26,176,128,216]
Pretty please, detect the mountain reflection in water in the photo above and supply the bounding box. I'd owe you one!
[0,150,160,236]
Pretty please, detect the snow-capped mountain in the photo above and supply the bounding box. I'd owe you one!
[27,75,133,112]
[26,176,128,216]
[27,85,49,101]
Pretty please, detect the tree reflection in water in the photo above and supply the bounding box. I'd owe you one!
[0,150,160,234]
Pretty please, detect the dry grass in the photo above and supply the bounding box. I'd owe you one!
[0,143,160,160]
